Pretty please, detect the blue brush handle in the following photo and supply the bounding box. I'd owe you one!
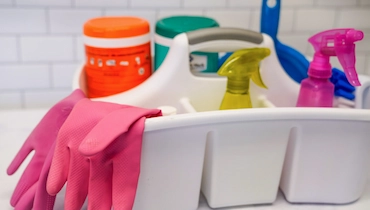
[261,0,308,82]
[260,0,280,42]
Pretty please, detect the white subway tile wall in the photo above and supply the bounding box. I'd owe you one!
[51,63,80,88]
[0,36,17,62]
[157,9,203,20]
[0,64,50,90]
[0,0,369,109]
[229,0,262,8]
[184,0,227,8]
[282,0,314,7]
[337,9,370,29]
[16,0,72,7]
[49,9,103,33]
[360,0,370,6]
[75,36,85,61]
[131,0,181,8]
[104,9,156,29]
[0,0,13,6]
[250,9,294,33]
[204,10,251,29]
[0,92,22,109]
[315,0,357,6]
[74,0,128,8]
[24,89,72,109]
[367,56,370,74]
[20,36,74,61]
[0,9,47,33]
[295,9,336,31]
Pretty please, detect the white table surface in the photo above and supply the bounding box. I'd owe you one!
[1,109,370,210]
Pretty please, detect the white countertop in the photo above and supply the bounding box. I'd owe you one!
[1,109,370,210]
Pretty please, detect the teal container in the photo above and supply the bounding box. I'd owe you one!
[154,16,219,73]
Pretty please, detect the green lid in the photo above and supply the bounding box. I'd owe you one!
[155,16,219,38]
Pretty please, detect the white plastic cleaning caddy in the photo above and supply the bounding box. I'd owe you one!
[73,27,370,209]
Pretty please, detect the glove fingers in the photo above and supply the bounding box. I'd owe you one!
[79,108,161,156]
[10,155,43,206]
[13,182,36,210]
[87,160,113,210]
[7,143,33,175]
[112,119,145,210]
[34,143,56,210]
[47,137,70,195]
[112,158,140,210]
[64,154,89,210]
[34,180,56,210]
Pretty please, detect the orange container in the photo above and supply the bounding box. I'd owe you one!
[83,16,152,98]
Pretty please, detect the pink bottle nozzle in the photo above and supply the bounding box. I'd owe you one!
[308,28,364,86]
[346,29,364,42]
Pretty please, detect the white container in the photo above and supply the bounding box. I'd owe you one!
[200,110,291,207]
[279,117,370,204]
[73,27,370,209]
[136,117,207,210]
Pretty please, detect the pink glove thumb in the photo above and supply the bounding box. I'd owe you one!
[7,89,86,208]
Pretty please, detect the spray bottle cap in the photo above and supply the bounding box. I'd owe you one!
[217,48,270,90]
[308,28,364,86]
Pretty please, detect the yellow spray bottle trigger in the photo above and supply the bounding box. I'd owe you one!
[217,48,271,110]
[218,48,270,89]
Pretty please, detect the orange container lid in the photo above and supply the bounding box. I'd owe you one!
[84,16,150,38]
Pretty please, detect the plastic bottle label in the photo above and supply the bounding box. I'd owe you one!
[189,54,208,72]
[84,42,151,98]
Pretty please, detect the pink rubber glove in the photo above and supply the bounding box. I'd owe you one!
[47,99,133,210]
[78,107,162,210]
[33,141,57,209]
[6,89,86,210]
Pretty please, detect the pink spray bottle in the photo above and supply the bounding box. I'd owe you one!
[296,28,364,107]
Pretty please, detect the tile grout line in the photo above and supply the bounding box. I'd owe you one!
[127,0,131,9]
[20,89,25,109]
[332,7,340,28]
[154,8,159,21]
[313,0,318,7]
[291,8,297,34]
[225,0,230,8]
[72,35,78,62]
[48,62,54,89]
[247,9,254,31]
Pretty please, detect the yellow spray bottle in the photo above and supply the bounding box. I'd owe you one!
[218,48,270,110]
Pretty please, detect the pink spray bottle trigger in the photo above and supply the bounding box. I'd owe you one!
[308,28,364,86]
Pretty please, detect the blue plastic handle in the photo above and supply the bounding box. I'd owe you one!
[260,0,280,42]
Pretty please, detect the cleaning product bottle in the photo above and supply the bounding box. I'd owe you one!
[296,28,364,107]
[218,48,270,110]
[154,16,219,73]
[83,16,152,98]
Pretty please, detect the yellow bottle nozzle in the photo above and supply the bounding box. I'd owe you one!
[218,48,270,89]
[217,48,270,110]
